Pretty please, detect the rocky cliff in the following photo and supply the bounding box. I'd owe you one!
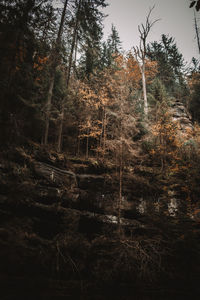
[1,141,200,300]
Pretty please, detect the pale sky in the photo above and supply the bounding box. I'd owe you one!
[103,0,199,64]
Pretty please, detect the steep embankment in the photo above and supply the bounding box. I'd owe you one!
[0,143,200,299]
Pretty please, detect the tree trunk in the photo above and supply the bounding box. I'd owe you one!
[57,106,64,152]
[118,100,123,237]
[44,0,69,145]
[194,11,200,55]
[57,0,81,152]
[44,75,55,145]
[74,32,79,71]
[77,136,80,156]
[141,61,148,116]
[102,108,107,160]
[118,139,123,237]
[86,135,89,159]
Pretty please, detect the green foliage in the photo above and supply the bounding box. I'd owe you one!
[77,0,107,78]
[141,139,154,153]
[0,0,57,144]
[100,24,122,69]
[107,24,122,54]
[148,78,168,106]
[147,34,186,95]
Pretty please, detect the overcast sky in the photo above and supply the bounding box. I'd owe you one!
[103,0,199,64]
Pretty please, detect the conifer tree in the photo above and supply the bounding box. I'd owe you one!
[100,24,122,69]
[147,34,185,95]
[0,0,56,143]
[44,0,69,145]
[57,0,107,152]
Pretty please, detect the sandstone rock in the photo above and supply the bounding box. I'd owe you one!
[33,161,77,188]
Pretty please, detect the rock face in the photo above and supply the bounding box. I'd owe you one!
[33,161,79,204]
[171,100,193,132]
[33,161,77,187]
[1,144,200,299]
[0,145,145,233]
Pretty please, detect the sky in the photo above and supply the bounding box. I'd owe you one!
[102,0,199,64]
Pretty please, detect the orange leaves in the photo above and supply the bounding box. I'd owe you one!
[113,52,158,90]
[33,56,48,71]
[150,106,200,180]
[78,82,99,108]
[79,119,102,139]
[126,53,141,89]
[76,53,139,159]
[150,110,185,171]
[145,60,158,83]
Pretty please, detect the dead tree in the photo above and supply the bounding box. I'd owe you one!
[194,10,200,55]
[133,6,160,117]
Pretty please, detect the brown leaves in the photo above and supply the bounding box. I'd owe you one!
[33,56,49,71]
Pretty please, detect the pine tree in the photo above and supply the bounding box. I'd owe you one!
[77,0,107,78]
[0,0,56,89]
[100,24,122,68]
[147,34,185,95]
[56,0,108,152]
[0,0,56,144]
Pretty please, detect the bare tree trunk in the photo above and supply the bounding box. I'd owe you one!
[134,6,159,119]
[194,11,200,55]
[99,109,104,152]
[74,32,79,71]
[57,107,64,152]
[141,62,148,116]
[77,125,81,156]
[57,0,81,152]
[134,54,148,118]
[86,135,89,159]
[44,75,55,145]
[118,98,123,237]
[44,0,69,145]
[102,108,106,160]
[118,138,123,237]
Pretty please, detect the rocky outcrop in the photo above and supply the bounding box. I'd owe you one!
[1,144,200,299]
[33,161,77,187]
[171,100,193,132]
[0,145,146,233]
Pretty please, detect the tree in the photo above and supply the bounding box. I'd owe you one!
[194,10,200,54]
[44,0,69,146]
[57,0,82,152]
[147,34,187,99]
[0,0,55,87]
[133,6,159,117]
[96,55,138,234]
[190,0,200,11]
[0,0,57,144]
[99,24,122,69]
[107,24,122,54]
[57,0,107,152]
[77,0,106,77]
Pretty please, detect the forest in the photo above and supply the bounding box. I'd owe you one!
[0,0,200,299]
